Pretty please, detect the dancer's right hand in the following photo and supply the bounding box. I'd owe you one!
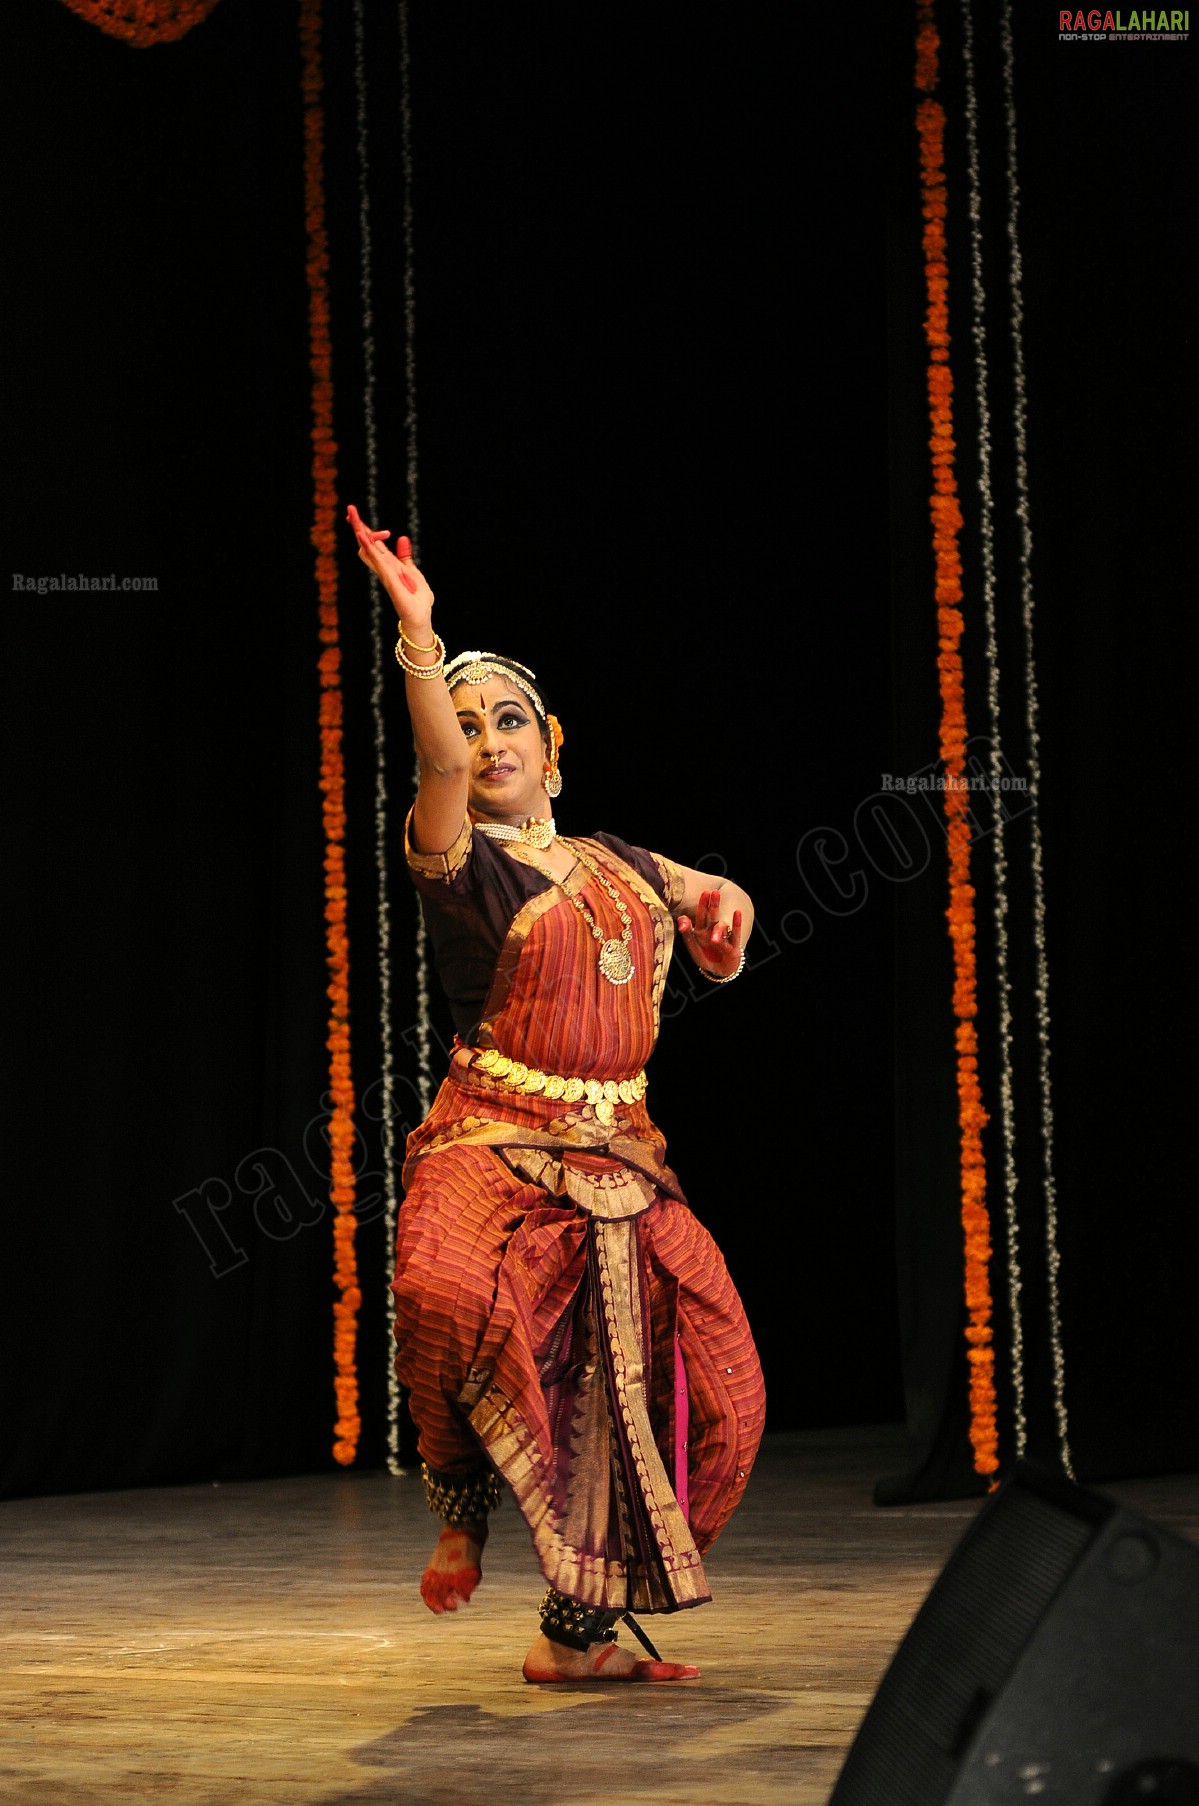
[346,503,436,642]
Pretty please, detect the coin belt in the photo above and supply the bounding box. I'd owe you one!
[468,1048,647,1126]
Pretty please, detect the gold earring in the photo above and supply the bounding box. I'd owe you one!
[545,713,564,797]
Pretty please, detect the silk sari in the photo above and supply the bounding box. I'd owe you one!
[395,822,765,1615]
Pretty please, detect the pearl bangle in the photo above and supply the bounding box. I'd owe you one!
[394,629,446,679]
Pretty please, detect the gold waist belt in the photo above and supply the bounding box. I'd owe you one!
[468,1048,647,1118]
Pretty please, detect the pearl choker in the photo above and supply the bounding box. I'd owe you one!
[475,816,558,850]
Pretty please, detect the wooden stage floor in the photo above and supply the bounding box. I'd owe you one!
[3,1425,1197,1805]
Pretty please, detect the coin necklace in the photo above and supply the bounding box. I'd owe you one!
[519,840,635,986]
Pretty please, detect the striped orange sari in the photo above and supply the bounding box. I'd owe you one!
[395,825,765,1615]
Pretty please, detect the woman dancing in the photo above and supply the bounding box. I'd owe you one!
[347,506,765,1683]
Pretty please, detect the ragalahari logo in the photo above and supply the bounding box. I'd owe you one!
[1059,8,1190,34]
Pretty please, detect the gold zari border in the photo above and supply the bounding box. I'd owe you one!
[404,807,472,882]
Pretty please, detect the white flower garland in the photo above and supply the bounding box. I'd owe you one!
[960,0,1027,1462]
[397,1,424,583]
[1000,1,1073,1479]
[395,0,434,1125]
[352,0,416,1476]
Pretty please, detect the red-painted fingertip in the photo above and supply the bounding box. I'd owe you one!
[396,535,413,558]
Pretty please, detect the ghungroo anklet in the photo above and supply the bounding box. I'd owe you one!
[421,1461,503,1526]
[538,1586,620,1651]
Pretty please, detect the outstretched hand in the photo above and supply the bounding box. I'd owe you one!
[677,890,744,981]
[345,503,434,639]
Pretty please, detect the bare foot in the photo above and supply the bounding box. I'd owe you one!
[521,1632,700,1684]
[420,1521,487,1614]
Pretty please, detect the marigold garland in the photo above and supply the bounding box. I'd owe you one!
[916,1,998,1483]
[301,0,361,1467]
[56,0,223,45]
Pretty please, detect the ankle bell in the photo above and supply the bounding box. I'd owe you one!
[421,1461,503,1527]
[538,1586,620,1651]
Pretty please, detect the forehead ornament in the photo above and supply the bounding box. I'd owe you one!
[444,649,546,721]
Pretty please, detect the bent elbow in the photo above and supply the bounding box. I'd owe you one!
[419,749,472,782]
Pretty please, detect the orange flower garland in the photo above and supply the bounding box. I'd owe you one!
[300,0,360,1467]
[915,1,998,1482]
[56,0,223,46]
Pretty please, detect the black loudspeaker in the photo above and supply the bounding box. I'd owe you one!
[831,1461,1199,1805]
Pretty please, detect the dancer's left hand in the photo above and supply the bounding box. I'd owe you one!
[677,890,743,980]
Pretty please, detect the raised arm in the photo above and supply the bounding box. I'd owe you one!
[346,506,469,854]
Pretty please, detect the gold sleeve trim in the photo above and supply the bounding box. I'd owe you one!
[404,806,472,882]
[649,852,687,911]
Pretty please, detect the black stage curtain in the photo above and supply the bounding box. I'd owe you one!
[8,2,1190,1509]
[881,4,1197,1500]
[4,1,900,1499]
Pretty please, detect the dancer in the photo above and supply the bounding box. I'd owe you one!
[347,506,765,1682]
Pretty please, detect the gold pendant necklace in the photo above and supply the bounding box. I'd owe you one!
[521,840,635,986]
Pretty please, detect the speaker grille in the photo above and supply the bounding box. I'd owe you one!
[831,1480,1096,1806]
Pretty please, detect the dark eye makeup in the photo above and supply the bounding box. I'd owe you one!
[458,707,530,738]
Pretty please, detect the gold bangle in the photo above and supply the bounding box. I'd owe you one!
[395,630,446,680]
[399,623,438,654]
[697,948,747,985]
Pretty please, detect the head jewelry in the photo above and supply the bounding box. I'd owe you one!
[443,650,546,721]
